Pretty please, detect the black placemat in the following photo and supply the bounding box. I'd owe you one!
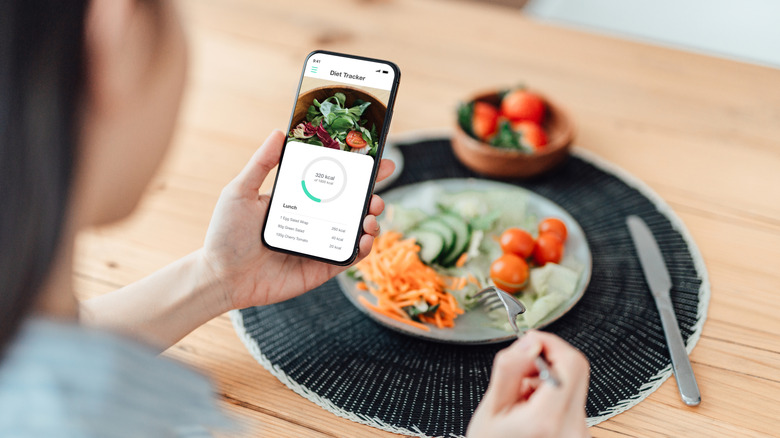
[232,137,709,437]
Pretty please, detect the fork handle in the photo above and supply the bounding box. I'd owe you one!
[534,356,561,387]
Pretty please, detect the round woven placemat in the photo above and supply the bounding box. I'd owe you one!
[231,135,709,437]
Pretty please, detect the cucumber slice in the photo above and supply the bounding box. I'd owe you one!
[407,230,445,265]
[436,213,471,266]
[416,219,455,261]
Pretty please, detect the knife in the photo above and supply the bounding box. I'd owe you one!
[626,215,701,406]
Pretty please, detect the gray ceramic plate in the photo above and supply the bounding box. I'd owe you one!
[337,178,592,344]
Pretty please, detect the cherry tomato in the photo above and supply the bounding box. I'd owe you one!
[490,253,529,293]
[472,101,500,140]
[346,130,368,148]
[512,121,548,150]
[500,90,546,124]
[499,228,535,259]
[533,232,564,265]
[538,218,567,241]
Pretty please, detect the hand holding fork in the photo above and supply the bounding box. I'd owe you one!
[475,286,561,387]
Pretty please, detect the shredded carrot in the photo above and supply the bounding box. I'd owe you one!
[358,296,430,331]
[455,252,469,267]
[445,276,468,291]
[447,294,463,315]
[356,282,368,291]
[355,231,464,330]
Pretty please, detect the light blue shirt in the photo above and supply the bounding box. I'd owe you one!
[0,318,232,437]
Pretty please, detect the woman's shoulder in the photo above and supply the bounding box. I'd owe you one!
[0,318,232,437]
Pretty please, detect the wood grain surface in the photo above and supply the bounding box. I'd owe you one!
[74,0,780,436]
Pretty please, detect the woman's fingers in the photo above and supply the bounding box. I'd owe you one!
[362,215,380,237]
[356,233,375,260]
[480,334,543,414]
[352,215,381,260]
[350,195,384,262]
[524,331,590,405]
[368,195,385,217]
[532,331,590,384]
[518,376,541,401]
[467,331,591,438]
[234,130,285,193]
[375,159,396,183]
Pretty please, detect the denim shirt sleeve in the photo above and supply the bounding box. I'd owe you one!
[0,318,235,438]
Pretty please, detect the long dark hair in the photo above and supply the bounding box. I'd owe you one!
[0,1,88,356]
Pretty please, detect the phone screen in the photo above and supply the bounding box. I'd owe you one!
[262,51,400,265]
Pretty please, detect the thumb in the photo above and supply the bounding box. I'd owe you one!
[481,334,543,413]
[234,130,286,193]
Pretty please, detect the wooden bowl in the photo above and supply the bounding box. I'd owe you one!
[292,86,386,134]
[451,90,575,178]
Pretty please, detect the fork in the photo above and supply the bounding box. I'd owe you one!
[475,286,561,387]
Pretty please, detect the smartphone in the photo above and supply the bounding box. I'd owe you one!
[261,50,401,265]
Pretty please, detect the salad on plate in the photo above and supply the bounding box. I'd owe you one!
[346,179,589,338]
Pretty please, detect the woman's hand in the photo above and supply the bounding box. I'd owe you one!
[200,130,395,310]
[467,331,591,438]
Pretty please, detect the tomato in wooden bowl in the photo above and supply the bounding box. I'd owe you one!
[452,88,575,178]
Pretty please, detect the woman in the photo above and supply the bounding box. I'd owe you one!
[0,1,590,436]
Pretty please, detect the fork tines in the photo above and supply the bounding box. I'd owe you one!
[474,286,505,311]
[476,292,507,311]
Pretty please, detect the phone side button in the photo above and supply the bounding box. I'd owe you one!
[382,110,393,144]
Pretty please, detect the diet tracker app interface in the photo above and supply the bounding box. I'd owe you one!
[264,53,396,262]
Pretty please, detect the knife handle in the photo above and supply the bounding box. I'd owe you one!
[654,293,701,406]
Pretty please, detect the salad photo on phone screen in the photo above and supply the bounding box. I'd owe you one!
[289,87,385,157]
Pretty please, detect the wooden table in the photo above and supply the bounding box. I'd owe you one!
[74,0,780,436]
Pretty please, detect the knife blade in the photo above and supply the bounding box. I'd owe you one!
[626,215,701,406]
